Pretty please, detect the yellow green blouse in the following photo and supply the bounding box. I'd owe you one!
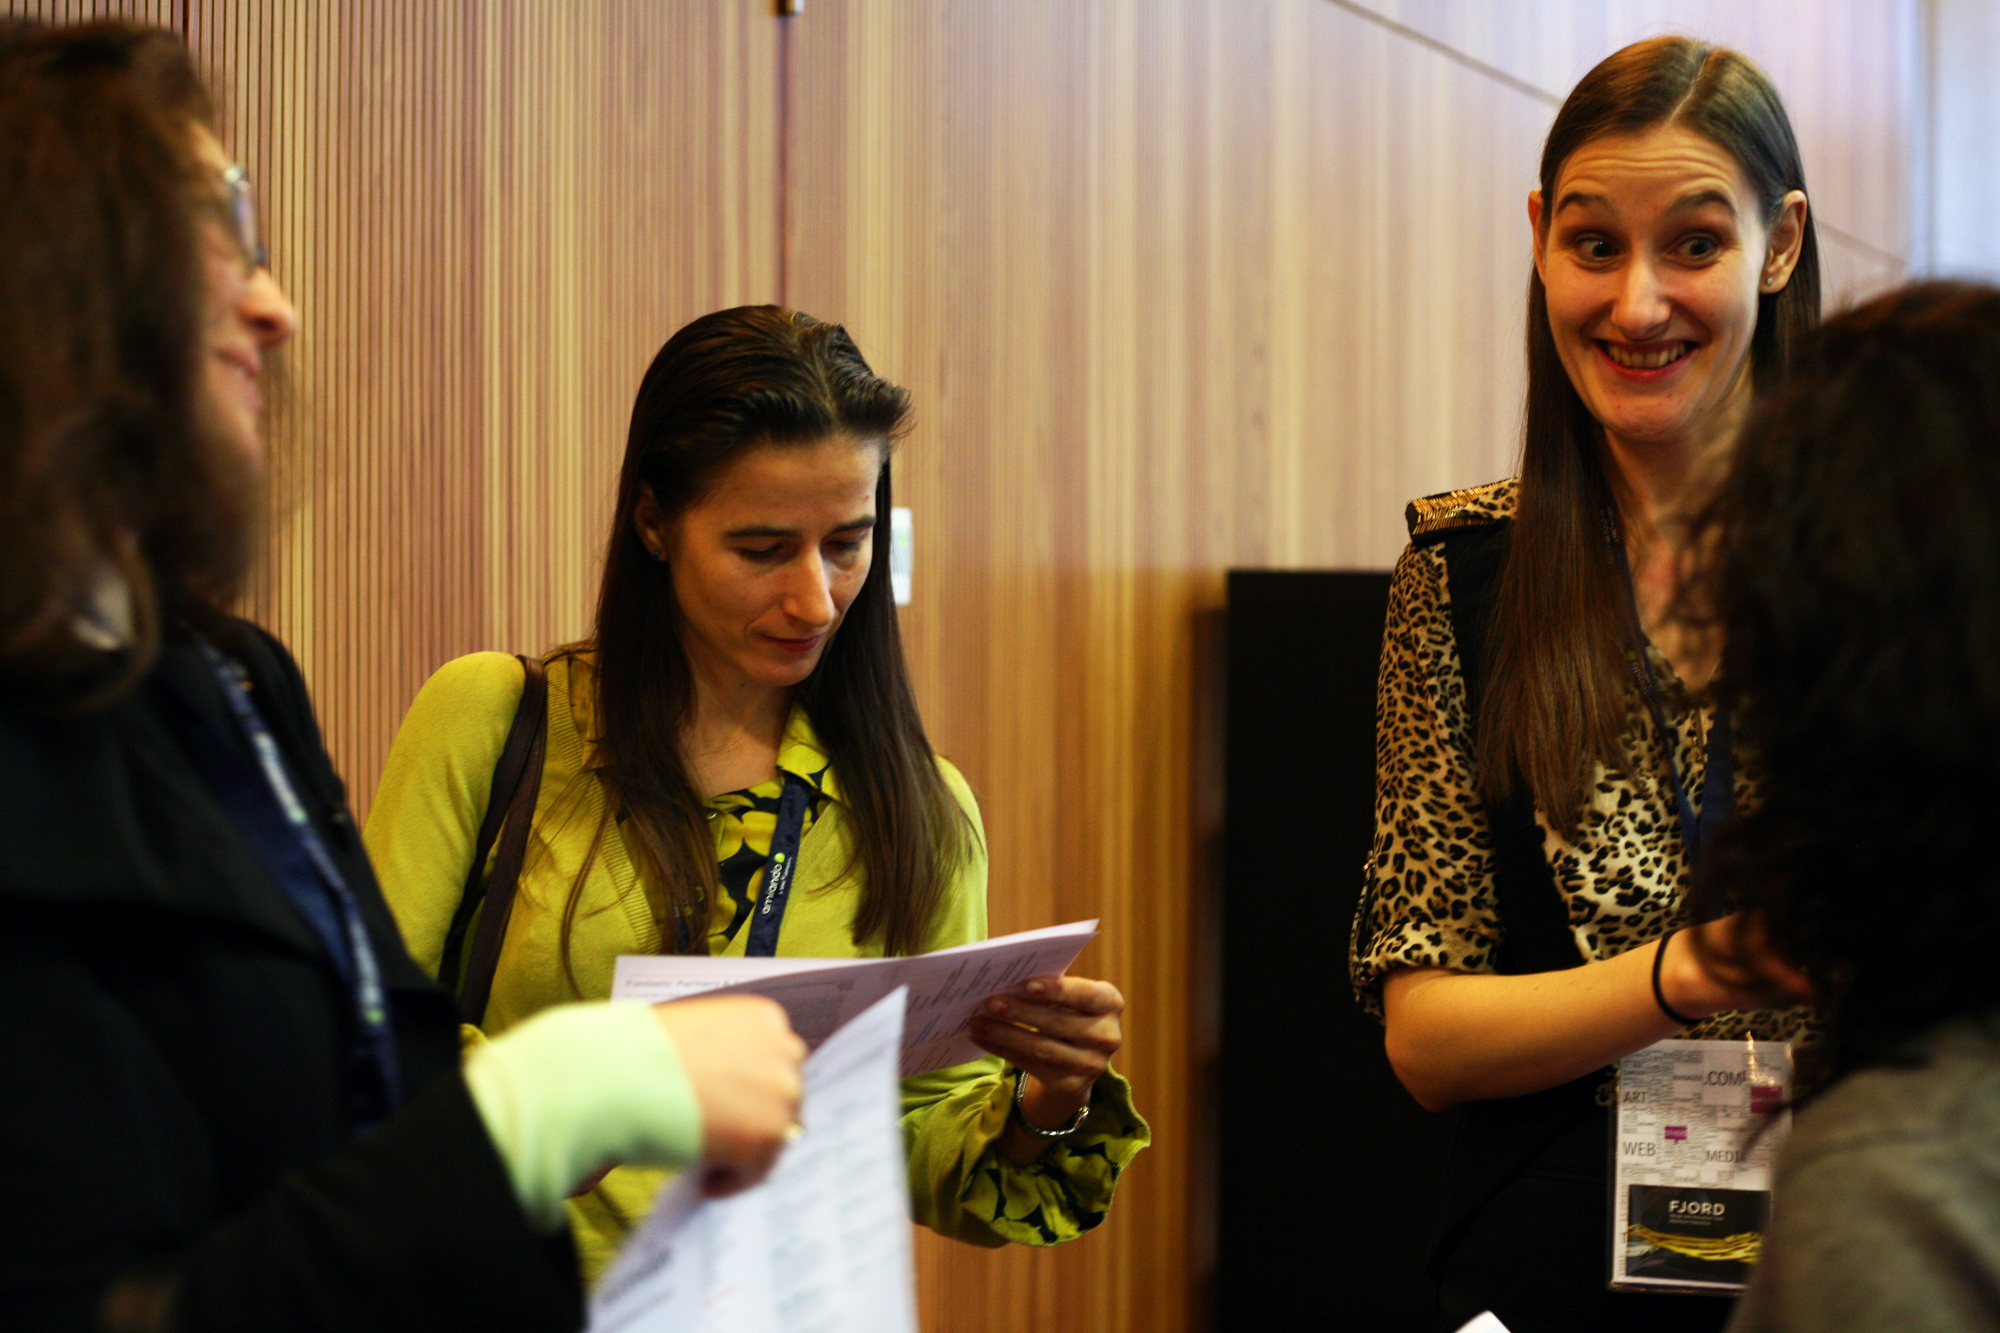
[364,650,1148,1284]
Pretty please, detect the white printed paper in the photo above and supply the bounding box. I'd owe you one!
[1453,1315,1511,1333]
[588,987,916,1333]
[611,920,1098,1078]
[1611,1038,1792,1292]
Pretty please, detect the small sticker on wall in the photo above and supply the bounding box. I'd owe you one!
[891,507,913,606]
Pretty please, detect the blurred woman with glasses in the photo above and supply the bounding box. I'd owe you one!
[0,21,805,1331]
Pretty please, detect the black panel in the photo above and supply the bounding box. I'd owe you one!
[1217,569,1457,1333]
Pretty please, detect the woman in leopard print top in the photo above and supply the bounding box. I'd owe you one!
[1349,36,1818,1333]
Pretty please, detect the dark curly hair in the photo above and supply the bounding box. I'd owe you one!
[1686,281,2000,1092]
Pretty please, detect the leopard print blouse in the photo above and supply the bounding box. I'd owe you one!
[1348,477,1811,1046]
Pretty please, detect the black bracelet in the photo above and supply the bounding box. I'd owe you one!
[1652,929,1699,1027]
[1010,1068,1091,1138]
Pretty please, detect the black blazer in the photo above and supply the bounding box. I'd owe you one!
[0,619,581,1331]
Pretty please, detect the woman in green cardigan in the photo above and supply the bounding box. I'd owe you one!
[366,305,1149,1283]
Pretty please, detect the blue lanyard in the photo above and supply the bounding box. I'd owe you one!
[194,641,403,1124]
[743,771,815,957]
[1605,513,1735,871]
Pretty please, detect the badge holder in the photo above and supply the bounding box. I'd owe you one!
[1608,1036,1791,1294]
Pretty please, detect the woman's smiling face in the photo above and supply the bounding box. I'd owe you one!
[192,128,296,465]
[1531,124,1806,458]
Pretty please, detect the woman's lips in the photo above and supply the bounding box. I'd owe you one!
[766,634,823,655]
[216,349,263,413]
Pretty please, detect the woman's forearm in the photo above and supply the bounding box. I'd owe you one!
[1380,926,1759,1111]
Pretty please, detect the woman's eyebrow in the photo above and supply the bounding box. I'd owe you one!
[1664,188,1737,217]
[724,515,877,539]
[1552,188,1737,219]
[1553,189,1613,217]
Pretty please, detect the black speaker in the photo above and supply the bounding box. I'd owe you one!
[1216,569,1456,1332]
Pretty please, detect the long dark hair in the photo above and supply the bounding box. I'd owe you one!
[1687,282,2000,1093]
[1479,36,1821,827]
[569,305,973,964]
[0,20,257,705]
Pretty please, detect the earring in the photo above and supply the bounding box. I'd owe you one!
[644,545,666,562]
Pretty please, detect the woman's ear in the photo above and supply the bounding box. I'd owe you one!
[1528,188,1549,284]
[633,485,669,562]
[1760,190,1810,294]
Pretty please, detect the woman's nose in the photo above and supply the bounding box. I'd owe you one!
[241,267,298,350]
[1611,257,1673,339]
[783,554,838,628]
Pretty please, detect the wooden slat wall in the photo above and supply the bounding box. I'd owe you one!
[8,0,176,23]
[10,4,1919,1332]
[784,4,1917,1332]
[184,0,780,818]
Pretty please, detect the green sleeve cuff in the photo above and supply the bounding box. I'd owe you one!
[900,1058,1150,1247]
[463,1000,704,1232]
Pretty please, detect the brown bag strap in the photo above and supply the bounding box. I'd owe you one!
[442,653,549,1027]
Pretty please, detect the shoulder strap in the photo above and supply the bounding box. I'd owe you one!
[1433,522,1585,976]
[1427,523,1606,1267]
[442,654,549,1026]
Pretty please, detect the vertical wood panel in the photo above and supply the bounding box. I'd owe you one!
[186,0,780,823]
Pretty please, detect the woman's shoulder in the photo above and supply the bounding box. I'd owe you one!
[396,650,602,757]
[1402,476,1517,542]
[409,651,529,721]
[1790,1020,2000,1168]
[1389,476,1517,600]
[932,754,980,819]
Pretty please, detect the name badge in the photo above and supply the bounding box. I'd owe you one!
[1610,1037,1792,1294]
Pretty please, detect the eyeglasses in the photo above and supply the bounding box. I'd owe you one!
[219,163,268,271]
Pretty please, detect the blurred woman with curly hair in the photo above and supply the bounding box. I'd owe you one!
[1686,280,2000,1332]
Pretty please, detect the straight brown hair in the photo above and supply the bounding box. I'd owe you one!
[1478,36,1821,829]
[0,20,257,705]
[563,306,974,971]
